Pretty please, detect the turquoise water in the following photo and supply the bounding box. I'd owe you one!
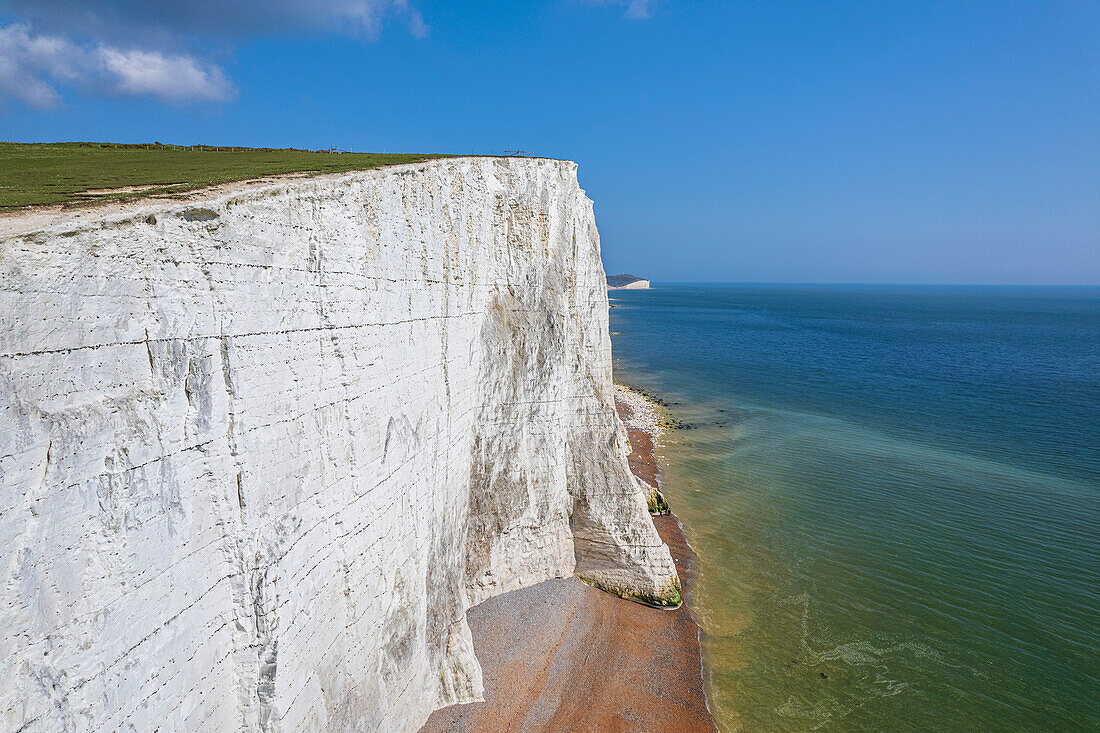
[609,285,1100,731]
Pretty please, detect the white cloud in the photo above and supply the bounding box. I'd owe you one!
[0,0,427,109]
[624,0,656,20]
[98,48,235,102]
[0,0,429,43]
[393,0,430,39]
[583,0,660,20]
[0,24,236,108]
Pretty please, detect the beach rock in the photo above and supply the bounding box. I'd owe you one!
[0,158,678,732]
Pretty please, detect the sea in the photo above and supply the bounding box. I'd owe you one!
[608,284,1099,731]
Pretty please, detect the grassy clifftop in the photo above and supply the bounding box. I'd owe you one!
[0,142,451,209]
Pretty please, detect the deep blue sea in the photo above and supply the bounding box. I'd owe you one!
[609,284,1099,731]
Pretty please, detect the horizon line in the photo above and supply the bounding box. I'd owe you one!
[617,281,1100,288]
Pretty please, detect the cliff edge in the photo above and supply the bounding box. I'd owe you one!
[0,158,678,732]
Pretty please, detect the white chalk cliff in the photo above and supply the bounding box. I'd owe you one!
[0,157,679,732]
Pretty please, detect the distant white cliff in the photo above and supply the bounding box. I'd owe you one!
[606,273,650,289]
[0,158,679,732]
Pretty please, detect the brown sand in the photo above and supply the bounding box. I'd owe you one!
[621,411,661,491]
[419,399,715,733]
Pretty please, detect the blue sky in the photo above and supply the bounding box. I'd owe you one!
[2,0,1098,284]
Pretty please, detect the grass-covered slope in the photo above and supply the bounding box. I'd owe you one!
[0,142,451,209]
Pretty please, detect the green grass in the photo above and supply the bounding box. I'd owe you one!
[0,142,454,209]
[647,488,671,515]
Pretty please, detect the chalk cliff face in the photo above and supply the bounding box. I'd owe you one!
[0,158,679,732]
